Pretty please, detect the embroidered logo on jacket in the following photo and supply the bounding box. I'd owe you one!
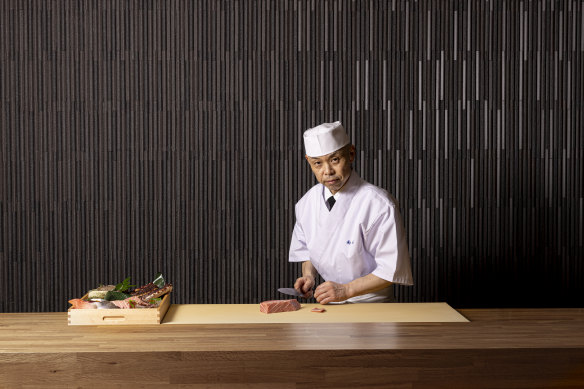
[346,240,355,245]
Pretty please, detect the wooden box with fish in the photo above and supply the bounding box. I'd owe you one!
[68,273,173,325]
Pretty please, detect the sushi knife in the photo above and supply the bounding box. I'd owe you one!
[277,287,305,297]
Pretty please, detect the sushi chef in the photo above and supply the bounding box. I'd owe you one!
[289,121,413,304]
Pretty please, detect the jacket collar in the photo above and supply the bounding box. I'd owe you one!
[310,171,362,262]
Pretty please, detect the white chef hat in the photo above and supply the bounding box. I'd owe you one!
[303,121,350,157]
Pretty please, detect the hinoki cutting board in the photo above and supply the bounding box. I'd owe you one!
[162,302,469,324]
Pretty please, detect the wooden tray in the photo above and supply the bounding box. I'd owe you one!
[68,293,171,326]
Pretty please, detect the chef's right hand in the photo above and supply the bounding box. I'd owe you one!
[294,275,315,298]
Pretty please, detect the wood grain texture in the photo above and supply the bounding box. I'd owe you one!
[2,349,583,388]
[0,0,583,313]
[1,308,582,353]
[1,308,583,387]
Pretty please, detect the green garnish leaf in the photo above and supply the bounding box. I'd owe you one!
[104,291,130,301]
[114,277,136,292]
[152,272,165,288]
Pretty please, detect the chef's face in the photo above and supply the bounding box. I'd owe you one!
[305,145,355,194]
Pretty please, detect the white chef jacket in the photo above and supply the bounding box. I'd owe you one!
[289,171,413,303]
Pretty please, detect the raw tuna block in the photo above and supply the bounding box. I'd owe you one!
[260,299,301,314]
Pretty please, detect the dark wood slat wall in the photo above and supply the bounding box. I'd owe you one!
[0,0,582,312]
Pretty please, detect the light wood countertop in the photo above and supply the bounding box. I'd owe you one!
[1,306,583,353]
[1,306,583,388]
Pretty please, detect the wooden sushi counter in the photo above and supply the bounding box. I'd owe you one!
[1,303,584,388]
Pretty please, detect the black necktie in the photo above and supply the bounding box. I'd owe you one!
[327,196,336,211]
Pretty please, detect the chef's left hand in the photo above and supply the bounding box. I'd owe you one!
[314,281,349,304]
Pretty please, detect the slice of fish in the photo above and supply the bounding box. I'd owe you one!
[68,299,97,309]
[94,301,120,309]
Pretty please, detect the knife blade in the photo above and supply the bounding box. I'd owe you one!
[277,287,304,297]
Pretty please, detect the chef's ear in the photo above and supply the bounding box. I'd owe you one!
[349,145,356,163]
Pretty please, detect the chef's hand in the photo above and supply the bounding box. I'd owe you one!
[314,281,349,304]
[294,275,315,298]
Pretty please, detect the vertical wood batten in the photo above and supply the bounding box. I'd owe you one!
[0,0,582,312]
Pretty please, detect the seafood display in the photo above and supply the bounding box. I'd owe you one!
[68,273,172,310]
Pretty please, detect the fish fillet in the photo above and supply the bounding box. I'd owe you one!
[259,299,301,314]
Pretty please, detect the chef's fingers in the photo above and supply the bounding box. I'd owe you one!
[295,277,313,294]
[315,292,323,303]
[315,292,329,305]
[303,290,313,298]
[314,287,322,299]
[314,284,329,303]
[302,277,315,292]
[294,277,306,291]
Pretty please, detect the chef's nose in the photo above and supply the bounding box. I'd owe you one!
[324,162,335,175]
